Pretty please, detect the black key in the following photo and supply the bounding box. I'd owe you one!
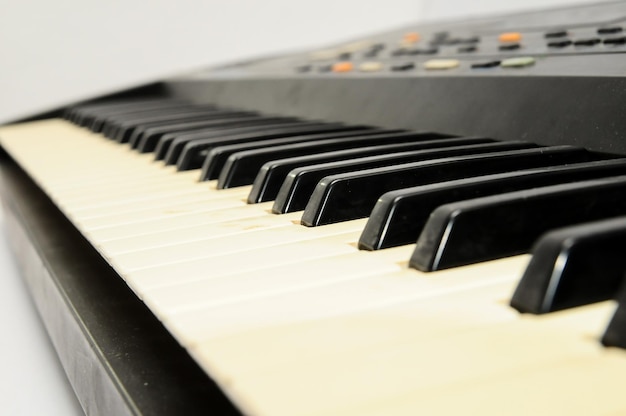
[75,100,183,129]
[154,119,304,164]
[279,141,539,216]
[602,285,626,349]
[205,129,386,184]
[163,121,326,166]
[300,146,591,225]
[128,113,264,150]
[88,102,187,132]
[114,111,255,148]
[173,124,362,170]
[153,121,303,161]
[359,158,626,251]
[104,106,220,140]
[511,216,626,314]
[246,133,460,203]
[100,105,200,137]
[105,107,222,140]
[133,116,290,152]
[410,175,626,272]
[218,134,479,189]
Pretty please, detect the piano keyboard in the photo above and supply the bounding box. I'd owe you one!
[3,96,626,414]
[7,3,626,414]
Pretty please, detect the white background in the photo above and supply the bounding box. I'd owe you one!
[0,0,592,414]
[0,0,588,124]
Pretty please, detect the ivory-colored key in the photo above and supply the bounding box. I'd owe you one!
[190,299,620,416]
[112,221,365,272]
[187,273,518,375]
[73,192,249,228]
[100,211,303,254]
[162,257,523,344]
[49,170,203,198]
[143,246,415,315]
[3,119,626,416]
[83,202,276,240]
[67,192,245,223]
[125,232,360,294]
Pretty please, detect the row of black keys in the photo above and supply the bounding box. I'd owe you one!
[65,98,626,348]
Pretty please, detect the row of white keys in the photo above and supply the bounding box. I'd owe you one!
[3,119,626,416]
[197,301,623,416]
[74,189,252,227]
[182,268,623,416]
[156,256,526,343]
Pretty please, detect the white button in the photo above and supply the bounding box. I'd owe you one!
[423,59,460,70]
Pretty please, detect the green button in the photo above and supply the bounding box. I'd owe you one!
[501,56,536,68]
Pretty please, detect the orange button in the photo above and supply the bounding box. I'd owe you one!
[332,62,354,73]
[499,32,522,43]
[403,32,420,43]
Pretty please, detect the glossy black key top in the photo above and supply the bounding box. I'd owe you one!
[165,121,331,167]
[300,146,592,225]
[510,216,626,314]
[125,110,254,148]
[173,124,362,170]
[79,102,176,129]
[359,158,626,251]
[106,108,222,140]
[213,130,458,189]
[247,133,461,203]
[602,286,626,349]
[134,116,291,153]
[128,114,263,150]
[101,105,202,138]
[278,141,540,216]
[206,129,386,184]
[105,106,221,140]
[88,102,187,132]
[410,175,626,272]
[153,119,301,160]
[215,132,468,187]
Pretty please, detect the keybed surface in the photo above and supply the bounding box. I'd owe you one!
[2,119,626,415]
